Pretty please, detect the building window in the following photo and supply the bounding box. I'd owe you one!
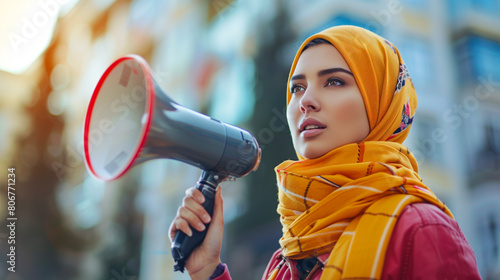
[455,35,500,85]
[449,0,500,19]
[470,0,498,15]
[475,113,500,172]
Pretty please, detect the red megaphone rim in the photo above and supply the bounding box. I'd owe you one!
[83,54,154,181]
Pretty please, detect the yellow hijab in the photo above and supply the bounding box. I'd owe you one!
[271,26,452,280]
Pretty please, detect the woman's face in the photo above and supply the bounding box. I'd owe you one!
[287,43,370,159]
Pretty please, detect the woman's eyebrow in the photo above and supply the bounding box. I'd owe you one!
[290,68,353,82]
[318,68,353,77]
[290,74,306,81]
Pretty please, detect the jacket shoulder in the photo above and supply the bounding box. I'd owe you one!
[383,203,481,279]
[261,249,284,280]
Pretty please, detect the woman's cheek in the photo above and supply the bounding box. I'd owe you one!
[286,101,299,137]
[332,93,369,141]
[287,99,300,123]
[333,95,365,124]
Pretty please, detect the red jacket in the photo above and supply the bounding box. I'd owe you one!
[213,203,481,280]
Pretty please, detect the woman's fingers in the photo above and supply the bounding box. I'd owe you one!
[169,187,212,241]
[186,187,205,204]
[178,199,207,231]
[170,216,192,239]
[182,189,212,224]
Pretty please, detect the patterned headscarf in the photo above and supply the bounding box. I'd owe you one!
[285,25,416,146]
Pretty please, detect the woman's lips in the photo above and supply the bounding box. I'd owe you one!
[299,118,326,138]
[300,127,325,138]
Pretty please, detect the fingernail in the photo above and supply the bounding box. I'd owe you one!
[203,214,211,223]
[187,229,193,237]
[197,195,205,204]
[198,223,206,231]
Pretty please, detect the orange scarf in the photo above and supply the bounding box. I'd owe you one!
[271,26,453,280]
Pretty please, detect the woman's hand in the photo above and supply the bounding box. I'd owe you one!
[169,186,224,280]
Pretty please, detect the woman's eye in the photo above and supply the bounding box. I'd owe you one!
[326,78,345,87]
[290,84,305,94]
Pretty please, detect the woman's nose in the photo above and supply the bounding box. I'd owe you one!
[300,89,320,113]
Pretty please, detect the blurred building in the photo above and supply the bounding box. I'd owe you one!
[0,0,499,279]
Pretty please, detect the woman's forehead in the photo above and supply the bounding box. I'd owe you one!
[292,44,352,76]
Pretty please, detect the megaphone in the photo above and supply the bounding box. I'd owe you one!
[83,54,261,272]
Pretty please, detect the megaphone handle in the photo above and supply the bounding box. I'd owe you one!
[171,171,224,272]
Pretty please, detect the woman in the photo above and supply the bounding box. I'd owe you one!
[169,25,481,280]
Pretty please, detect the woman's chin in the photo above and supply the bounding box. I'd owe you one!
[297,141,346,159]
[298,148,328,160]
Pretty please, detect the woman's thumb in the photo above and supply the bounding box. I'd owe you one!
[211,187,224,226]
